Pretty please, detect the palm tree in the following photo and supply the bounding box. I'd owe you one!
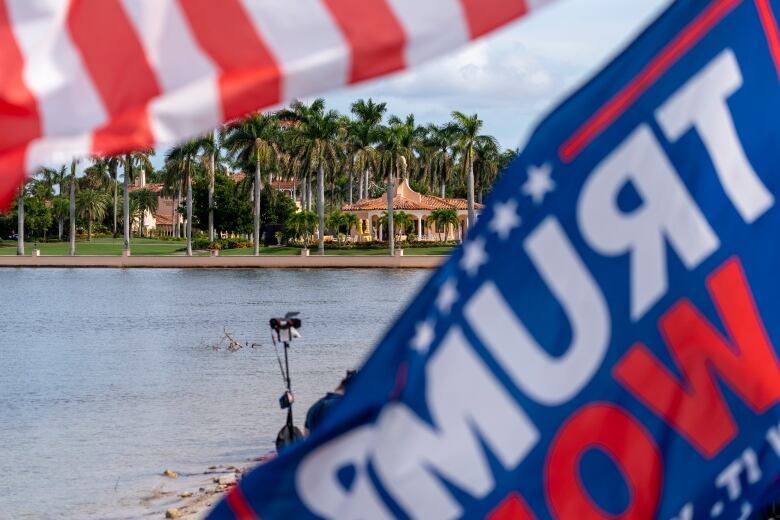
[326,209,359,245]
[451,111,498,230]
[193,132,220,242]
[349,98,386,202]
[377,124,411,256]
[287,99,343,256]
[222,114,280,255]
[393,211,413,240]
[287,210,318,249]
[428,123,458,197]
[326,209,345,245]
[43,165,68,240]
[82,159,111,191]
[107,156,121,237]
[473,138,501,203]
[16,183,24,256]
[343,212,359,240]
[87,156,121,236]
[52,197,68,241]
[77,189,109,241]
[69,159,78,256]
[131,188,159,238]
[165,140,200,256]
[429,208,460,242]
[122,150,153,253]
[387,114,423,183]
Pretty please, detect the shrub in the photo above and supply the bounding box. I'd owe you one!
[321,240,457,251]
[191,237,211,250]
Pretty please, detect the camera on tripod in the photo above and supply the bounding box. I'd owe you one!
[269,312,305,449]
[269,317,302,331]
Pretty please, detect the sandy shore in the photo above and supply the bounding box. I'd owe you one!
[0,254,445,269]
[140,456,272,519]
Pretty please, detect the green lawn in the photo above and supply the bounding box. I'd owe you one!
[0,237,186,256]
[0,238,455,257]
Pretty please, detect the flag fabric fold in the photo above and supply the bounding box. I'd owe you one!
[0,0,548,208]
[207,0,780,518]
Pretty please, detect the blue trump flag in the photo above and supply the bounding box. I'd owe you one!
[209,0,780,518]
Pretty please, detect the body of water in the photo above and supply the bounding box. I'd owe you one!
[0,268,428,519]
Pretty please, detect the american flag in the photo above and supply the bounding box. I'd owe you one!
[0,0,551,209]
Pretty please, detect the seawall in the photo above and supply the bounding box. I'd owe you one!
[0,255,446,269]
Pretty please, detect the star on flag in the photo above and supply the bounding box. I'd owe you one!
[522,163,556,205]
[489,199,521,240]
[460,238,488,277]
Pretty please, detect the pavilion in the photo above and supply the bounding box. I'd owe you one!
[341,179,483,242]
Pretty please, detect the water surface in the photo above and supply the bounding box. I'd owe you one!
[0,268,428,519]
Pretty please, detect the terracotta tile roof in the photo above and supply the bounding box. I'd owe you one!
[229,172,247,183]
[342,194,484,212]
[229,174,297,190]
[272,179,298,189]
[128,183,164,193]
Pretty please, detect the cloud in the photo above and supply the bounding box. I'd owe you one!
[323,0,672,150]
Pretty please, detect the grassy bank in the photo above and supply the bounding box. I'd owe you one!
[0,238,455,257]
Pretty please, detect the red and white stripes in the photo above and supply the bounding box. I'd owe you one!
[0,0,552,208]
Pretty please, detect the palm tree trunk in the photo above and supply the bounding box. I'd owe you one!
[186,165,193,257]
[358,170,364,201]
[208,151,215,242]
[253,156,261,256]
[467,147,475,229]
[113,169,118,237]
[329,171,335,208]
[308,176,313,212]
[58,217,63,241]
[16,187,24,256]
[387,159,395,257]
[88,218,92,242]
[124,154,131,252]
[317,163,325,256]
[348,168,353,205]
[172,191,177,239]
[175,187,181,238]
[69,165,76,257]
[300,173,305,211]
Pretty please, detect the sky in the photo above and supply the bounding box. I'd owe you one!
[318,0,672,152]
[153,0,672,169]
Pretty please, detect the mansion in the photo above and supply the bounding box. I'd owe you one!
[342,179,482,242]
[127,171,481,242]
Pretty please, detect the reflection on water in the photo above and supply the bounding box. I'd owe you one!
[0,268,428,519]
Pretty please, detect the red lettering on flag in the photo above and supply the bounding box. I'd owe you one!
[488,493,536,520]
[614,257,780,458]
[545,403,663,519]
